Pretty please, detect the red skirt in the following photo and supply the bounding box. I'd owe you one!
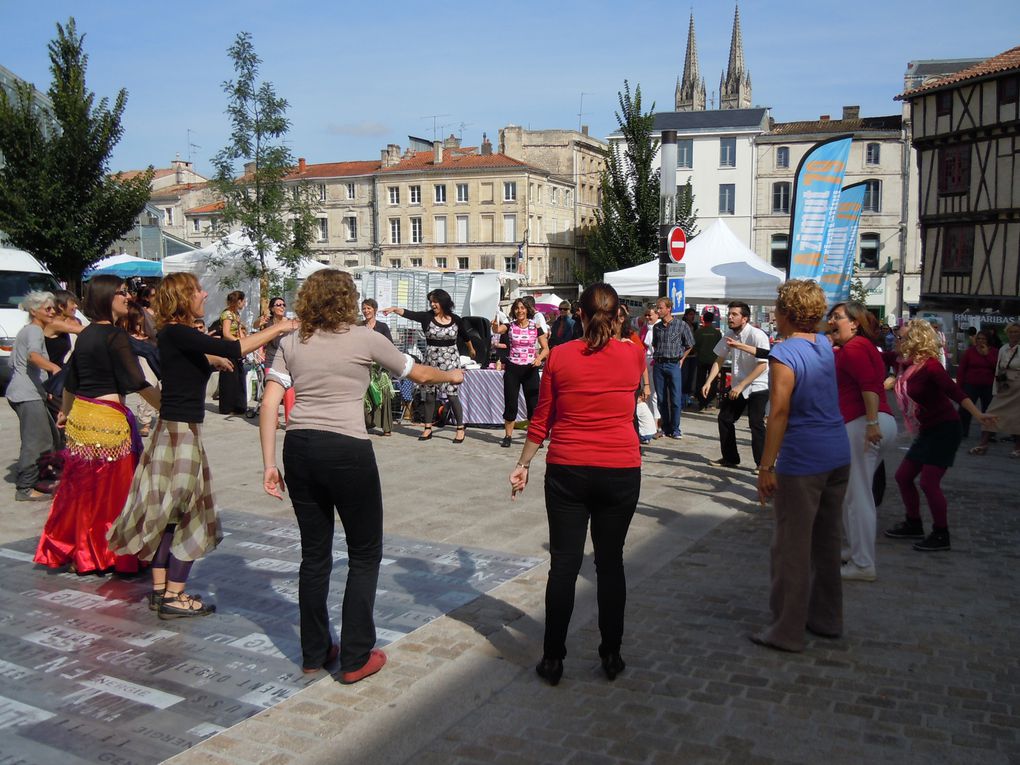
[34,397,144,574]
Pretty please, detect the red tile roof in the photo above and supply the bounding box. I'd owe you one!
[898,45,1020,100]
[769,115,901,135]
[379,149,536,174]
[285,160,381,180]
[185,201,225,215]
[148,182,212,200]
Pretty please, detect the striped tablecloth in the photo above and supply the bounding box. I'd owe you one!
[460,368,533,426]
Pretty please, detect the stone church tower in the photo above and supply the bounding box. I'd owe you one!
[674,13,706,112]
[719,4,752,110]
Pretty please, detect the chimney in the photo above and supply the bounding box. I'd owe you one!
[581,125,589,136]
[444,133,461,149]
[842,105,860,121]
[480,132,492,156]
[381,144,401,168]
[243,161,257,177]
[819,114,830,122]
[433,140,443,164]
[172,153,185,184]
[298,157,306,173]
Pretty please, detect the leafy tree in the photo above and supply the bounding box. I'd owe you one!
[587,81,697,281]
[0,18,152,284]
[211,32,316,313]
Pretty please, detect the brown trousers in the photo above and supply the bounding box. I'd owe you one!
[762,465,850,651]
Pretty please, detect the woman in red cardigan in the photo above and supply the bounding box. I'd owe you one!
[509,283,646,686]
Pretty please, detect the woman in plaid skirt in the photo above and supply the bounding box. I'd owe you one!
[109,273,297,619]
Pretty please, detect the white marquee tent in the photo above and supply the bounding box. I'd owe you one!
[604,220,785,303]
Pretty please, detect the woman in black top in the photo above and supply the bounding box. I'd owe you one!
[34,276,162,575]
[109,273,296,618]
[384,289,475,443]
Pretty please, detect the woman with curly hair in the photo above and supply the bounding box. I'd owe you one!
[883,319,996,552]
[383,289,475,442]
[260,269,463,681]
[752,280,851,652]
[109,273,296,618]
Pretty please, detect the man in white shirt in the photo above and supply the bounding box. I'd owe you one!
[700,302,771,468]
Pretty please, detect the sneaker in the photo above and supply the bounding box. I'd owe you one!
[668,432,683,439]
[708,458,740,468]
[884,519,924,539]
[15,488,50,502]
[913,529,950,552]
[840,562,877,582]
[500,436,512,448]
[639,435,653,444]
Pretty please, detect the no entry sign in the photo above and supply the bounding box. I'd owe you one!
[667,226,687,263]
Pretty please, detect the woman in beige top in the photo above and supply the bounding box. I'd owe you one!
[259,269,463,683]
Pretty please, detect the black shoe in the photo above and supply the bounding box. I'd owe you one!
[913,529,950,552]
[500,436,512,448]
[599,650,626,681]
[884,519,925,539]
[158,592,216,619]
[535,657,563,686]
[708,458,740,468]
[418,428,433,441]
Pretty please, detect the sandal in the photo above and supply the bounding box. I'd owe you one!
[158,591,215,620]
[968,445,988,455]
[418,428,433,441]
[147,588,166,611]
[453,427,466,444]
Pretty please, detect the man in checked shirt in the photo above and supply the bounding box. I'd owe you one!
[651,297,695,439]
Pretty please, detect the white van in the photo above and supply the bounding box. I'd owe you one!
[0,248,63,392]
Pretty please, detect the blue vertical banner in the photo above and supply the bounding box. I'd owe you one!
[787,135,853,282]
[818,182,866,305]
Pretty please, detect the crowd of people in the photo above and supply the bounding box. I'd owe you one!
[5,268,1017,686]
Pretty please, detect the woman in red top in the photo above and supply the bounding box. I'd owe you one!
[957,330,998,443]
[827,302,898,582]
[509,283,645,686]
[884,320,995,552]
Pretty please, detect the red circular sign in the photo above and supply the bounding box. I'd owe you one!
[668,226,687,263]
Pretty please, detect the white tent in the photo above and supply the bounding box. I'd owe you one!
[604,220,784,303]
[162,232,328,325]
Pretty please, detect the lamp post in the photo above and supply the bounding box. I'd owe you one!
[658,130,678,298]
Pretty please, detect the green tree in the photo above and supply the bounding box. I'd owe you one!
[587,81,697,281]
[211,32,316,313]
[0,18,153,284]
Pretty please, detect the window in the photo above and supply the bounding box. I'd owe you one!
[859,232,880,269]
[480,255,495,269]
[435,256,447,269]
[318,183,327,202]
[936,91,952,117]
[677,138,693,169]
[389,218,400,244]
[536,185,543,204]
[457,257,469,270]
[292,186,301,201]
[718,184,735,214]
[719,137,736,167]
[389,258,401,268]
[410,217,423,244]
[772,182,791,214]
[565,190,572,206]
[164,207,174,226]
[941,225,974,275]
[504,214,517,243]
[317,218,328,241]
[456,215,468,243]
[862,180,882,213]
[865,143,880,165]
[434,184,446,203]
[504,181,517,201]
[998,74,1020,107]
[776,146,790,169]
[388,187,399,205]
[409,185,421,205]
[770,234,789,270]
[410,257,423,268]
[346,183,355,200]
[938,145,971,195]
[192,218,201,233]
[551,188,559,205]
[504,256,516,273]
[456,183,469,202]
[434,216,447,244]
[344,216,357,241]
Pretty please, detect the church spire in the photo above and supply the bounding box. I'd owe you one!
[675,11,706,111]
[720,3,752,109]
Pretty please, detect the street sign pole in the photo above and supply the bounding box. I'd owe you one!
[658,130,677,300]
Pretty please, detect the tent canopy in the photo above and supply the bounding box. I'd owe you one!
[604,220,784,304]
[83,254,162,280]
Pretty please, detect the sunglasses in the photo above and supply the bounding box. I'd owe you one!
[272,302,286,308]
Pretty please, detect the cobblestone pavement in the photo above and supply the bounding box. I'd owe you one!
[2,398,1018,764]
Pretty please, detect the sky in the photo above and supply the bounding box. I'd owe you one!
[3,0,1018,178]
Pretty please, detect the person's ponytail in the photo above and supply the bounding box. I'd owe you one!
[580,282,621,353]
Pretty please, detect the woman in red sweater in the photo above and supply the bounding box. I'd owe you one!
[509,283,645,686]
[885,320,996,552]
[957,330,998,443]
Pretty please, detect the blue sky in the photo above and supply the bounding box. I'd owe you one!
[3,0,1018,177]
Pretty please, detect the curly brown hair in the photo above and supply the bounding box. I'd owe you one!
[295,269,359,342]
[153,272,200,329]
[775,279,827,333]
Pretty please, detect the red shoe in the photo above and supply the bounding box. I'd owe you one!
[340,649,386,685]
[302,643,339,674]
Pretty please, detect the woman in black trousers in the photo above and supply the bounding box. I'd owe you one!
[493,298,549,448]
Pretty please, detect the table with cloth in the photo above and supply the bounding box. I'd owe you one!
[459,368,533,426]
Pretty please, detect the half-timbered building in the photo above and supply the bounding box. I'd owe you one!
[898,46,1020,312]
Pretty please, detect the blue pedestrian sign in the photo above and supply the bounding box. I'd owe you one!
[668,277,685,314]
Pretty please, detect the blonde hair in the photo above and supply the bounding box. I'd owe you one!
[775,279,827,332]
[899,318,942,362]
[294,269,359,342]
[153,272,200,329]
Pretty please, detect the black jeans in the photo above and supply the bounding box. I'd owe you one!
[960,383,992,437]
[283,429,383,672]
[502,362,540,422]
[543,464,641,661]
[718,388,768,466]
